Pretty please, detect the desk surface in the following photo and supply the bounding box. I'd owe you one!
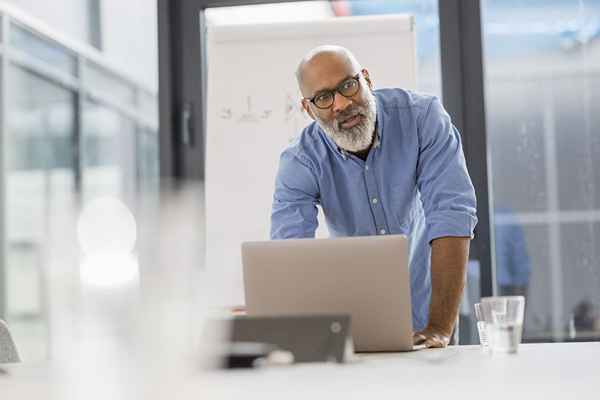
[2,342,598,400]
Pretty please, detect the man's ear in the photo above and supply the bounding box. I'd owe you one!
[361,68,373,91]
[301,98,316,120]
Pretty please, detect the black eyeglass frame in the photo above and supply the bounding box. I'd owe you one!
[304,73,362,109]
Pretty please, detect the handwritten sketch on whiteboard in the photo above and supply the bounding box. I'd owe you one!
[205,15,416,306]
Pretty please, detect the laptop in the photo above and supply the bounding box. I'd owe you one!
[241,234,418,352]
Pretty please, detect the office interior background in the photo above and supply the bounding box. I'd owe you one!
[0,0,599,362]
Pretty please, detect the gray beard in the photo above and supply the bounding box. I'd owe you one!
[318,92,377,153]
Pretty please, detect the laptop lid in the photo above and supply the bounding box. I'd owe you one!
[242,234,413,352]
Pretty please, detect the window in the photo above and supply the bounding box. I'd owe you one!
[10,22,78,76]
[136,126,159,194]
[0,2,159,361]
[85,61,137,108]
[5,66,77,361]
[82,99,137,204]
[482,0,600,342]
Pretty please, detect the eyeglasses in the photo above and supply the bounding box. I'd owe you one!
[305,74,361,109]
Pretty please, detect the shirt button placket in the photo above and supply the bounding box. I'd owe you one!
[364,163,387,236]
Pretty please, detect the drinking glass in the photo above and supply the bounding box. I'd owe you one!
[480,296,525,354]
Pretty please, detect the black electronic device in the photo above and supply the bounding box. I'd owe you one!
[229,314,352,364]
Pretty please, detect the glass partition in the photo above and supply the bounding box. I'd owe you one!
[85,61,137,108]
[5,65,77,360]
[82,99,137,205]
[0,4,158,361]
[9,22,77,76]
[482,0,600,342]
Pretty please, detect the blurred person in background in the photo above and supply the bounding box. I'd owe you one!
[495,207,531,297]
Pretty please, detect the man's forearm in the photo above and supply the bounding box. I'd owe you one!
[427,236,470,336]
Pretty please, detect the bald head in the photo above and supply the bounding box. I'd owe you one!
[296,45,362,96]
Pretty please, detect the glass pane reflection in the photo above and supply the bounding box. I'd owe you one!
[9,22,77,76]
[5,66,77,361]
[82,100,137,204]
[85,62,137,107]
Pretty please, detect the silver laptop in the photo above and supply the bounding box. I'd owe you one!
[241,234,416,352]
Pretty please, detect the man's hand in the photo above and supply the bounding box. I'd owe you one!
[413,327,451,348]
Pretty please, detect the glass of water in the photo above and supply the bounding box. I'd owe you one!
[480,296,525,354]
[473,303,488,350]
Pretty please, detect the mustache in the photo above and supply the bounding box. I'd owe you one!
[335,105,367,126]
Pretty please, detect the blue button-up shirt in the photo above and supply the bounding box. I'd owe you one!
[270,88,478,331]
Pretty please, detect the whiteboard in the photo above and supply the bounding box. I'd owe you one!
[205,15,416,306]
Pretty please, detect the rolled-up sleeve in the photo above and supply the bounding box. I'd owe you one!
[415,96,478,244]
[270,150,320,239]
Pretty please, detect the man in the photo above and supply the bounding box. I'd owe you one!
[270,45,477,348]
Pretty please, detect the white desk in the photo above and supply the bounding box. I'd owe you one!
[2,343,598,400]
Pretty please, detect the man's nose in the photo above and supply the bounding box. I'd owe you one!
[332,92,352,114]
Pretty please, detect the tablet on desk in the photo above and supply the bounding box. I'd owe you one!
[242,235,418,352]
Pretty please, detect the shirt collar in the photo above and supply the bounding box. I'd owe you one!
[338,126,380,160]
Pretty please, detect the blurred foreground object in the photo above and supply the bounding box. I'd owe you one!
[222,342,287,369]
[224,314,352,365]
[0,320,20,363]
